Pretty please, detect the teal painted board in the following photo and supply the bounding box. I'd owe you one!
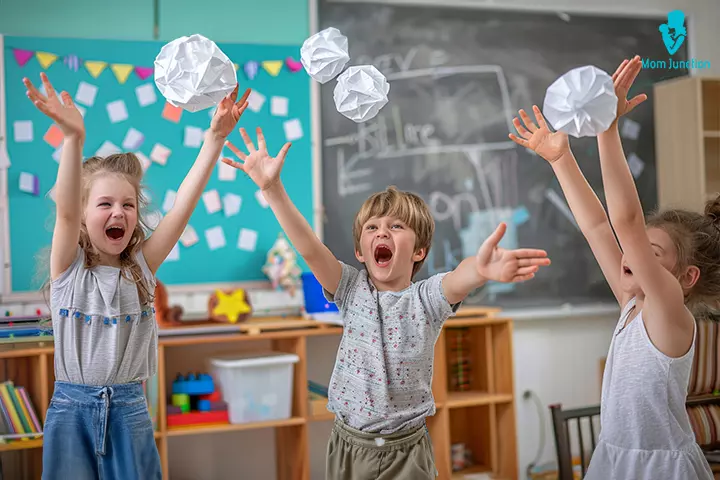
[0,0,154,40]
[158,0,309,44]
[3,35,312,292]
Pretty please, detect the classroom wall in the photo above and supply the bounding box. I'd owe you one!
[2,0,720,478]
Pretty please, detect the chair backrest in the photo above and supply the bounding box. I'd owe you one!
[549,403,601,480]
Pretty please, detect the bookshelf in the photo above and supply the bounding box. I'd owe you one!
[0,309,517,480]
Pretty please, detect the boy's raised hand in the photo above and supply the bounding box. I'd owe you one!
[23,73,84,139]
[612,56,647,118]
[209,84,251,138]
[223,127,291,191]
[475,222,551,283]
[509,105,569,163]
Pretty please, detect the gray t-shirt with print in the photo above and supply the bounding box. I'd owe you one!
[50,247,158,386]
[323,261,460,434]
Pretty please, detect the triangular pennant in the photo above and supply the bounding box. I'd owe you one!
[244,61,259,81]
[35,52,58,69]
[85,60,107,78]
[13,49,34,67]
[285,57,303,73]
[135,66,154,80]
[261,60,283,77]
[111,64,134,84]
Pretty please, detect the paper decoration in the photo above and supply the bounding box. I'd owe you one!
[271,96,289,117]
[238,228,258,252]
[150,143,171,165]
[19,172,39,196]
[262,234,302,292]
[205,226,226,250]
[244,61,259,81]
[217,160,237,182]
[96,141,121,157]
[154,34,237,112]
[85,60,107,79]
[211,290,251,323]
[262,61,283,77]
[107,100,128,123]
[621,119,641,140]
[627,152,645,178]
[283,119,303,142]
[180,225,199,247]
[255,189,269,208]
[334,65,390,123]
[135,152,151,171]
[13,121,33,142]
[75,81,98,107]
[223,193,242,217]
[44,125,64,148]
[162,102,183,123]
[285,57,303,73]
[300,27,350,84]
[184,126,204,148]
[162,190,177,212]
[135,66,154,80]
[542,65,618,138]
[111,64,134,84]
[36,52,58,69]
[52,147,63,163]
[166,243,180,262]
[136,84,157,107]
[247,91,266,113]
[203,189,222,214]
[122,128,144,150]
[64,54,80,72]
[13,49,34,67]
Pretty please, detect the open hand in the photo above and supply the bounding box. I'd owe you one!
[509,105,569,163]
[210,84,251,138]
[23,73,84,139]
[612,56,647,118]
[223,127,291,191]
[476,222,551,283]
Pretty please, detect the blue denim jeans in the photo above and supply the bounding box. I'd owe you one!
[42,381,161,480]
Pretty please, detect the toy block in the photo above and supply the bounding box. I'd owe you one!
[167,410,229,428]
[167,405,182,415]
[199,390,222,402]
[171,393,190,413]
[172,373,215,396]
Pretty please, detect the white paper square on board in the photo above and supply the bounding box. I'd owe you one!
[621,119,641,140]
[223,193,242,217]
[184,126,204,148]
[18,172,37,194]
[237,228,258,252]
[247,91,266,113]
[150,143,171,165]
[270,96,289,116]
[13,121,33,142]
[122,128,144,150]
[180,225,199,247]
[162,190,177,212]
[283,119,303,142]
[135,152,152,171]
[52,146,63,163]
[136,83,157,107]
[218,160,237,181]
[255,189,269,208]
[202,189,222,214]
[205,226,226,251]
[75,81,98,107]
[107,100,128,123]
[166,243,180,262]
[627,152,645,178]
[96,141,121,157]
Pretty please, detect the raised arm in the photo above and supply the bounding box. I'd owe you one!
[24,73,86,280]
[223,128,342,294]
[597,57,692,351]
[142,86,250,273]
[509,106,625,304]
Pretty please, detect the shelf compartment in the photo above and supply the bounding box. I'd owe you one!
[702,80,720,132]
[449,405,493,476]
[166,416,305,437]
[447,391,513,409]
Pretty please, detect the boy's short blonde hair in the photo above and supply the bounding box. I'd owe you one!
[352,186,434,277]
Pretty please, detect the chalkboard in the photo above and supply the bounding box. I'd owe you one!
[2,35,312,293]
[318,3,688,309]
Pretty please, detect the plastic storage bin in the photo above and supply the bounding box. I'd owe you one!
[210,351,299,424]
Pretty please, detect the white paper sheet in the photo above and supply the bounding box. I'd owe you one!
[96,141,121,157]
[255,189,269,208]
[52,146,62,163]
[202,189,222,214]
[122,128,144,150]
[18,172,38,195]
[162,190,177,212]
[107,100,129,124]
[247,90,266,113]
[271,96,289,116]
[135,152,152,171]
[300,27,350,84]
[180,225,199,247]
[135,83,157,107]
[627,152,645,178]
[205,226,226,250]
[166,243,180,262]
[223,193,242,217]
[218,160,237,181]
[184,126,204,148]
[150,143,171,165]
[283,119,303,142]
[75,81,98,107]
[621,118,641,140]
[237,228,258,252]
[333,65,390,123]
[13,121,33,142]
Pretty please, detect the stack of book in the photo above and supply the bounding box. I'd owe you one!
[0,381,43,442]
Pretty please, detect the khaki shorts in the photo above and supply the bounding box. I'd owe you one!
[325,420,437,480]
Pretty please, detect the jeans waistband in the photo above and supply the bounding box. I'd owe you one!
[52,380,145,406]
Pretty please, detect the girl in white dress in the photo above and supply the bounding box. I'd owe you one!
[510,56,718,479]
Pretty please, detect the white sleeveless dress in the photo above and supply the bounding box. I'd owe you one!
[586,297,713,480]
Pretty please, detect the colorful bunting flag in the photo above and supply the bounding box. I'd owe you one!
[85,60,107,79]
[13,49,34,67]
[111,64,134,84]
[64,55,80,72]
[35,52,58,70]
[261,60,283,77]
[285,57,303,73]
[244,61,259,80]
[134,66,154,81]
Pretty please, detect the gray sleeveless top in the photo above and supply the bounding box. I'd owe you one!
[50,247,158,386]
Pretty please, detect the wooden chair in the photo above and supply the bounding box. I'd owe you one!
[549,403,601,480]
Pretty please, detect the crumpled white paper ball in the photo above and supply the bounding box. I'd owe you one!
[154,34,237,113]
[333,65,390,123]
[542,65,618,138]
[300,27,350,84]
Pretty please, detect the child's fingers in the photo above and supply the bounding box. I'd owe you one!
[237,88,251,106]
[611,59,629,81]
[627,94,648,111]
[33,100,56,119]
[224,140,248,161]
[60,92,75,107]
[515,266,539,276]
[512,118,532,139]
[511,272,535,283]
[233,101,249,121]
[276,142,292,162]
[518,109,537,132]
[532,105,548,129]
[229,83,239,102]
[238,128,257,152]
[40,72,57,99]
[516,257,551,267]
[221,157,245,171]
[513,248,548,258]
[256,127,267,152]
[23,78,46,103]
[508,133,529,148]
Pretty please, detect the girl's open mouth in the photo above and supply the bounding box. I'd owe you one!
[106,226,125,241]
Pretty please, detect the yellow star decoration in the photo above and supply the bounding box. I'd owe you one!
[212,290,251,324]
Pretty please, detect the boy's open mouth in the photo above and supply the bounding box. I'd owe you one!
[374,245,393,267]
[106,225,125,241]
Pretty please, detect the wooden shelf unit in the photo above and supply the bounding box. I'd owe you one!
[0,310,517,480]
[654,76,720,211]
